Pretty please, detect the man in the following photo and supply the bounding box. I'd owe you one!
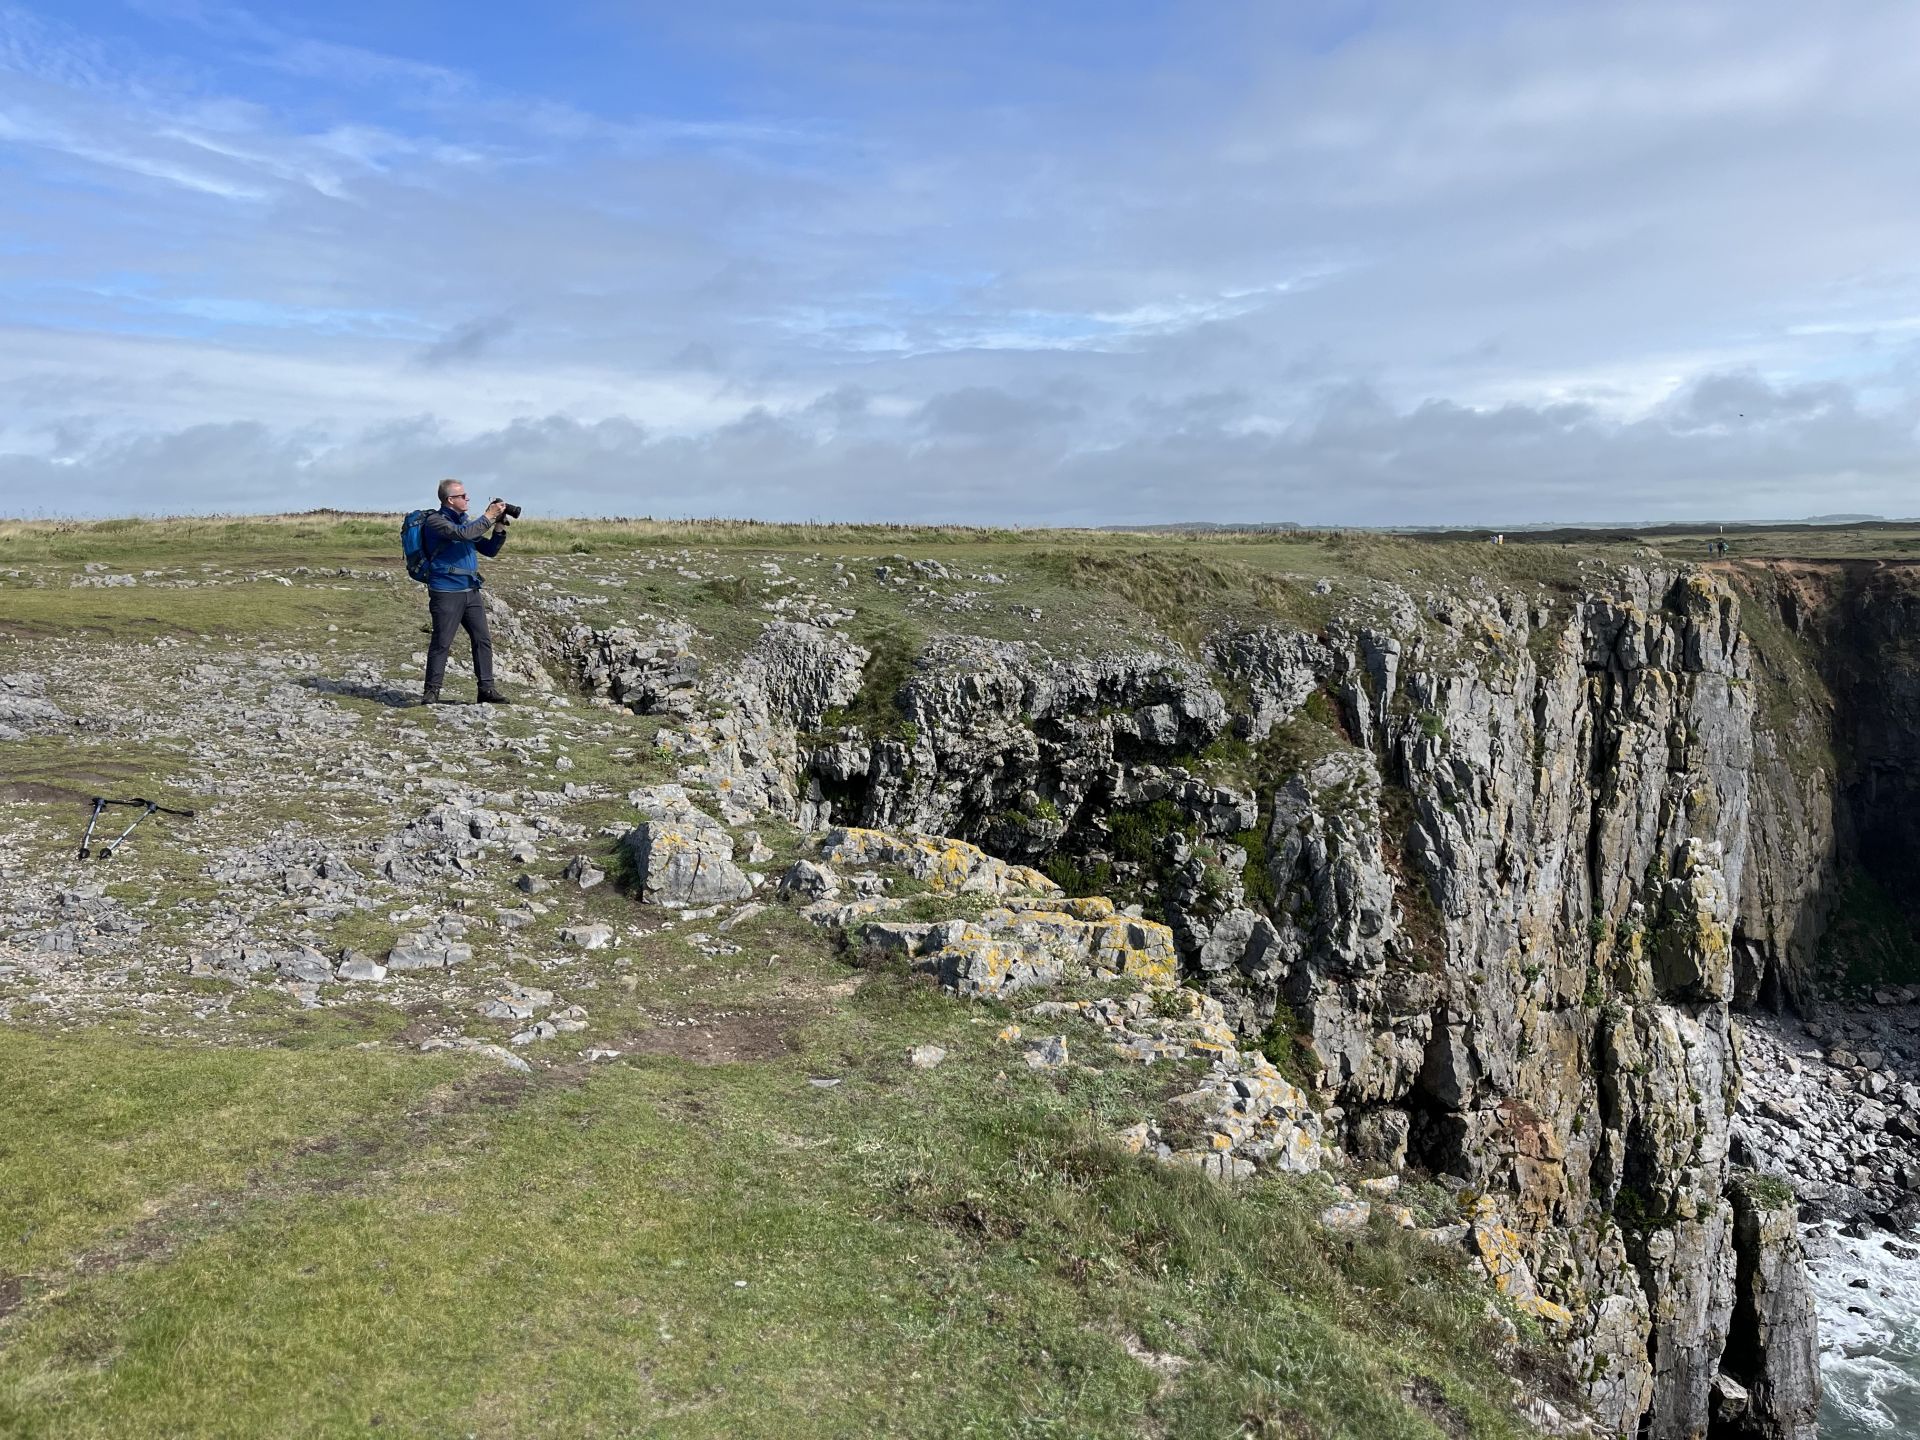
[421,478,511,705]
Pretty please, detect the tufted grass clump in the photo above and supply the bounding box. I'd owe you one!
[1258,1003,1322,1092]
[819,622,922,742]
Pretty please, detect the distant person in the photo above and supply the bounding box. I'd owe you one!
[420,479,511,705]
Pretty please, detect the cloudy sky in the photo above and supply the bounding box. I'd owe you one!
[3,1,1919,524]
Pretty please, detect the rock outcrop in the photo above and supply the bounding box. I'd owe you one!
[804,635,1231,855]
[859,896,1177,997]
[1719,1173,1821,1439]
[0,671,67,740]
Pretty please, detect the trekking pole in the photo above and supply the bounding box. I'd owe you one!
[97,801,156,860]
[77,797,106,859]
[96,799,197,860]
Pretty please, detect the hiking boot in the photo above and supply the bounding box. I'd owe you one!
[421,688,450,706]
[477,687,511,705]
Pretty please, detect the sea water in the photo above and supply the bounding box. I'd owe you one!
[1805,1223,1920,1436]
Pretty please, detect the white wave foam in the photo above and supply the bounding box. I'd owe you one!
[1804,1222,1920,1437]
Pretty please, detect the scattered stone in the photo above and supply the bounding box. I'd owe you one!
[419,1037,531,1073]
[336,950,386,982]
[908,1044,948,1069]
[717,903,766,934]
[563,855,606,890]
[482,984,552,1020]
[1320,1199,1371,1233]
[1024,1035,1070,1070]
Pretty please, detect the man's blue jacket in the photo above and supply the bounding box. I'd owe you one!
[422,506,505,592]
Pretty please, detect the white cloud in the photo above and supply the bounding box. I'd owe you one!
[6,0,1920,521]
[6,372,1916,527]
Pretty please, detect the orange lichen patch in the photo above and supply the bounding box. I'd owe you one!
[1086,916,1179,983]
[1473,1219,1531,1292]
[1516,1295,1575,1329]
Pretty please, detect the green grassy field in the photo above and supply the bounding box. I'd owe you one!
[0,981,1552,1440]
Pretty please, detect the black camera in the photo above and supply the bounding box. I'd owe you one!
[491,500,523,523]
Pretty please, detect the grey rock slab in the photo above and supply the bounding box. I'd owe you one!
[386,935,473,971]
[1024,1035,1070,1070]
[563,855,606,889]
[275,948,335,985]
[419,1037,531,1073]
[776,859,839,902]
[716,902,766,934]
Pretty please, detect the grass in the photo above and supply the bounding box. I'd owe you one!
[819,621,923,740]
[0,735,191,811]
[1257,1004,1321,1093]
[1730,1171,1796,1211]
[0,579,411,643]
[0,980,1554,1440]
[1723,567,1836,781]
[0,1028,481,1274]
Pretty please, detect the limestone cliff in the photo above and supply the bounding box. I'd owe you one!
[541,555,1920,1438]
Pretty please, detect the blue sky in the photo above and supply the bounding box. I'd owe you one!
[4,0,1920,523]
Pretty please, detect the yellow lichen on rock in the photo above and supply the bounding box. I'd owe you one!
[1517,1295,1575,1329]
[820,825,1063,898]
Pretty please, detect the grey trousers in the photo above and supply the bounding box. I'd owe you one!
[424,587,494,692]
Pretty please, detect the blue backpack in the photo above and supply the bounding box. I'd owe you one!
[400,510,435,584]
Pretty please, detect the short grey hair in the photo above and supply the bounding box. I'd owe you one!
[437,478,463,503]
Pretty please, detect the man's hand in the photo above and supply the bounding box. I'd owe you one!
[483,501,507,522]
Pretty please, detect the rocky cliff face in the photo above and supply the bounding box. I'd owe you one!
[536,556,1920,1438]
[1177,566,1820,1438]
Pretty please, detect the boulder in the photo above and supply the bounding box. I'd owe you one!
[777,859,840,902]
[623,820,752,907]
